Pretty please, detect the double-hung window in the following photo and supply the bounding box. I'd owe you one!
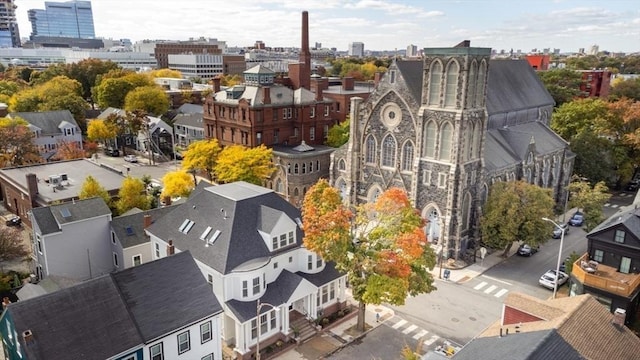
[150,343,163,360]
[177,331,190,354]
[201,321,212,343]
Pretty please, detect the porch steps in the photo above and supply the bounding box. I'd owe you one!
[290,316,317,342]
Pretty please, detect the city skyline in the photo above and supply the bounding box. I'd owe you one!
[14,0,640,53]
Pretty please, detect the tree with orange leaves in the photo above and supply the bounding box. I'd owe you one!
[302,179,437,332]
[52,140,86,161]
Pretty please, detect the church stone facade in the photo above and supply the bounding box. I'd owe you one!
[330,42,574,260]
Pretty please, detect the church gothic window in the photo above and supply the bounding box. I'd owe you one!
[439,123,452,161]
[424,121,436,158]
[444,61,459,108]
[465,123,474,161]
[402,140,414,171]
[338,159,346,171]
[467,61,477,108]
[475,61,487,107]
[428,61,443,106]
[382,135,396,168]
[365,135,376,163]
[462,193,471,230]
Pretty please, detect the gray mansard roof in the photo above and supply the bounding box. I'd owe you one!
[146,181,304,275]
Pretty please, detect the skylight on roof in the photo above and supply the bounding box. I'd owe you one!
[206,230,221,246]
[59,208,71,218]
[125,226,134,236]
[200,226,212,240]
[183,220,195,234]
[178,219,190,232]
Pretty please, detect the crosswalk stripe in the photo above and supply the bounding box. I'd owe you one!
[403,324,418,334]
[474,281,487,290]
[494,288,509,297]
[392,319,407,329]
[413,329,428,340]
[612,204,619,208]
[423,335,439,346]
[484,285,497,294]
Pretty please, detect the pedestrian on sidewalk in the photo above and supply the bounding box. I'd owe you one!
[376,313,380,322]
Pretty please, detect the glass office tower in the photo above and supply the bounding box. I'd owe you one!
[28,0,95,39]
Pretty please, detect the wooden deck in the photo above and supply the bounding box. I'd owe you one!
[573,253,640,297]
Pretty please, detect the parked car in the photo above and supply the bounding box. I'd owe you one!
[104,147,119,157]
[539,269,569,290]
[552,223,570,239]
[124,155,138,163]
[517,244,539,256]
[569,212,584,227]
[3,215,21,227]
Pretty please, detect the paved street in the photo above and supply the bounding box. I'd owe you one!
[91,153,181,185]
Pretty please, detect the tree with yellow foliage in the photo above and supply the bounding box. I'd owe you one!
[214,145,275,185]
[181,139,222,181]
[115,177,150,215]
[124,86,170,116]
[161,171,195,200]
[79,175,111,206]
[149,69,183,79]
[87,119,117,146]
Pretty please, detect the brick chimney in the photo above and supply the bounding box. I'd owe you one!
[26,173,38,206]
[299,11,311,90]
[143,214,152,229]
[167,239,175,255]
[342,77,354,91]
[263,87,271,105]
[212,76,221,93]
[374,72,383,88]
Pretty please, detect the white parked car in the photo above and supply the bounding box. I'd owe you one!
[124,154,138,163]
[539,270,569,290]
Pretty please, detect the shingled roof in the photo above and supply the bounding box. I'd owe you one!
[10,110,78,136]
[3,251,222,360]
[455,292,640,359]
[31,197,111,235]
[146,181,304,275]
[111,205,179,248]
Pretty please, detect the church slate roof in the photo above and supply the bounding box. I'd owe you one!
[395,60,423,104]
[146,181,304,275]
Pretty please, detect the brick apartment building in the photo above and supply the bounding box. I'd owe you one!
[578,69,611,98]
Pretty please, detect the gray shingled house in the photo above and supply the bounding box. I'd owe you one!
[145,181,348,360]
[9,110,83,161]
[0,251,224,360]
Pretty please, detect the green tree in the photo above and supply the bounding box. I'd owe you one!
[567,180,611,232]
[181,139,222,181]
[302,180,436,332]
[538,69,584,107]
[79,175,111,206]
[94,77,135,109]
[124,86,170,116]
[115,177,150,215]
[610,77,640,101]
[68,59,120,106]
[326,118,350,147]
[480,181,555,257]
[103,110,146,157]
[570,131,627,187]
[214,145,275,185]
[550,98,610,141]
[0,80,21,97]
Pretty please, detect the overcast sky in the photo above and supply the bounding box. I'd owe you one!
[15,0,640,53]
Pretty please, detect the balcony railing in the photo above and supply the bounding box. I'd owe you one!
[572,253,640,297]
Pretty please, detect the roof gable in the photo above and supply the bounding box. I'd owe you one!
[31,197,111,234]
[10,110,78,135]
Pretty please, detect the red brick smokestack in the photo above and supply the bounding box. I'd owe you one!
[299,11,311,90]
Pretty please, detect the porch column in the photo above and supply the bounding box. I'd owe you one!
[234,321,248,354]
[309,293,317,319]
[281,304,290,335]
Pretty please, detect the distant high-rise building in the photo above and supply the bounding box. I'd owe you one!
[578,48,585,54]
[553,48,560,55]
[589,44,599,55]
[28,1,95,39]
[314,42,321,49]
[406,44,418,57]
[348,42,364,57]
[0,0,20,47]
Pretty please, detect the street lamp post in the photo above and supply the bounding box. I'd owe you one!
[256,300,280,360]
[542,217,566,299]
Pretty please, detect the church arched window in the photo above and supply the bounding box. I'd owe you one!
[423,121,436,158]
[401,140,414,171]
[365,135,376,163]
[439,122,452,161]
[444,61,459,108]
[428,61,443,106]
[382,135,396,168]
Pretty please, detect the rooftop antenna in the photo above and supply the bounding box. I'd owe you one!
[220,208,228,219]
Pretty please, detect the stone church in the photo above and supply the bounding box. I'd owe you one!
[330,42,575,260]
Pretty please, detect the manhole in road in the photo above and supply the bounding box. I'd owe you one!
[451,318,460,323]
[469,316,477,321]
